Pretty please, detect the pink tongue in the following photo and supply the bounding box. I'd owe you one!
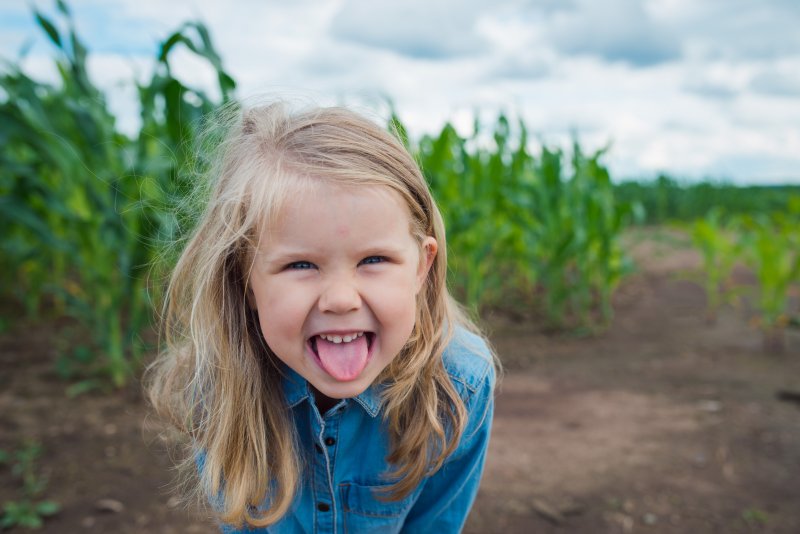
[315,335,369,381]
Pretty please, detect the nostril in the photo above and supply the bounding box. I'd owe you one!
[319,283,361,313]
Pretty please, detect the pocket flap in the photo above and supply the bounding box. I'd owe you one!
[340,482,414,518]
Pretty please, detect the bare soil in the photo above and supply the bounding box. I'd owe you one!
[1,231,799,533]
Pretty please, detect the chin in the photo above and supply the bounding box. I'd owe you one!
[315,376,372,399]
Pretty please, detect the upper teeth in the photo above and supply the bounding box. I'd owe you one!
[320,332,364,344]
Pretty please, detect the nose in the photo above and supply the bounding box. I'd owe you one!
[318,276,361,314]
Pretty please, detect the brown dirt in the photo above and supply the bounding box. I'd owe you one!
[1,229,799,533]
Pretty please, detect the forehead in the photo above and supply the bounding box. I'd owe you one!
[264,180,415,242]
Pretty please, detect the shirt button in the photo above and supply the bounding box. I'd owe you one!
[324,437,336,446]
[314,444,323,454]
[317,502,330,512]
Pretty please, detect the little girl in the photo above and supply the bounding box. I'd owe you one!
[146,101,497,533]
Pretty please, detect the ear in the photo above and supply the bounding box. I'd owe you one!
[415,236,438,293]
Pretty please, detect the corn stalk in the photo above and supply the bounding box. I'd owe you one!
[0,2,234,386]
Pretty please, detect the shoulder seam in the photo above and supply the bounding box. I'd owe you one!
[446,354,492,397]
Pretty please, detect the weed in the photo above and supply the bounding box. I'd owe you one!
[0,440,60,529]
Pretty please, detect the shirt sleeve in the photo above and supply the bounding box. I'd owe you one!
[400,359,496,533]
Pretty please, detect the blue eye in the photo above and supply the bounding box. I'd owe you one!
[359,256,386,266]
[287,261,315,270]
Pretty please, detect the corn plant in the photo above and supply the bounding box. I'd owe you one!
[0,2,234,386]
[416,115,529,312]
[690,208,741,323]
[738,210,800,353]
[413,114,637,330]
[522,142,637,330]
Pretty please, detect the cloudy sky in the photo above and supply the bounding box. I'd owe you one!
[2,0,799,184]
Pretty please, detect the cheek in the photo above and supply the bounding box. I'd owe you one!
[371,283,419,332]
[251,281,307,341]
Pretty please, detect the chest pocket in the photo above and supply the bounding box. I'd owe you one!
[340,482,416,534]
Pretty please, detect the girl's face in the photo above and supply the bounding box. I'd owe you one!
[249,181,437,401]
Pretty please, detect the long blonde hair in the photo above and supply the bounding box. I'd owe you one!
[146,101,485,528]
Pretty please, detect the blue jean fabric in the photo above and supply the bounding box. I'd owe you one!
[216,327,495,533]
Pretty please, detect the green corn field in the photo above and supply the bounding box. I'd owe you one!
[2,4,798,390]
[1,5,235,388]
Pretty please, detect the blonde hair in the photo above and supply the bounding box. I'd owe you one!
[146,101,486,528]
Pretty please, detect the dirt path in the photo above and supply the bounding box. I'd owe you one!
[468,234,800,533]
[1,233,799,533]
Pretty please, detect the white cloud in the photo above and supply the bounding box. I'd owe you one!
[2,0,799,183]
[330,0,488,59]
[749,60,800,97]
[544,0,681,66]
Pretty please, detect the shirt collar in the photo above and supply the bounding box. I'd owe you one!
[280,365,384,418]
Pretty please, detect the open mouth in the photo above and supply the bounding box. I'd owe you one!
[308,332,375,381]
[309,331,374,356]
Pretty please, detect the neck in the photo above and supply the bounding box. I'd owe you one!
[311,386,340,415]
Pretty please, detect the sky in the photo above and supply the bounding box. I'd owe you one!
[1,0,799,184]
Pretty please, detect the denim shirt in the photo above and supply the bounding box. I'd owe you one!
[217,328,495,534]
